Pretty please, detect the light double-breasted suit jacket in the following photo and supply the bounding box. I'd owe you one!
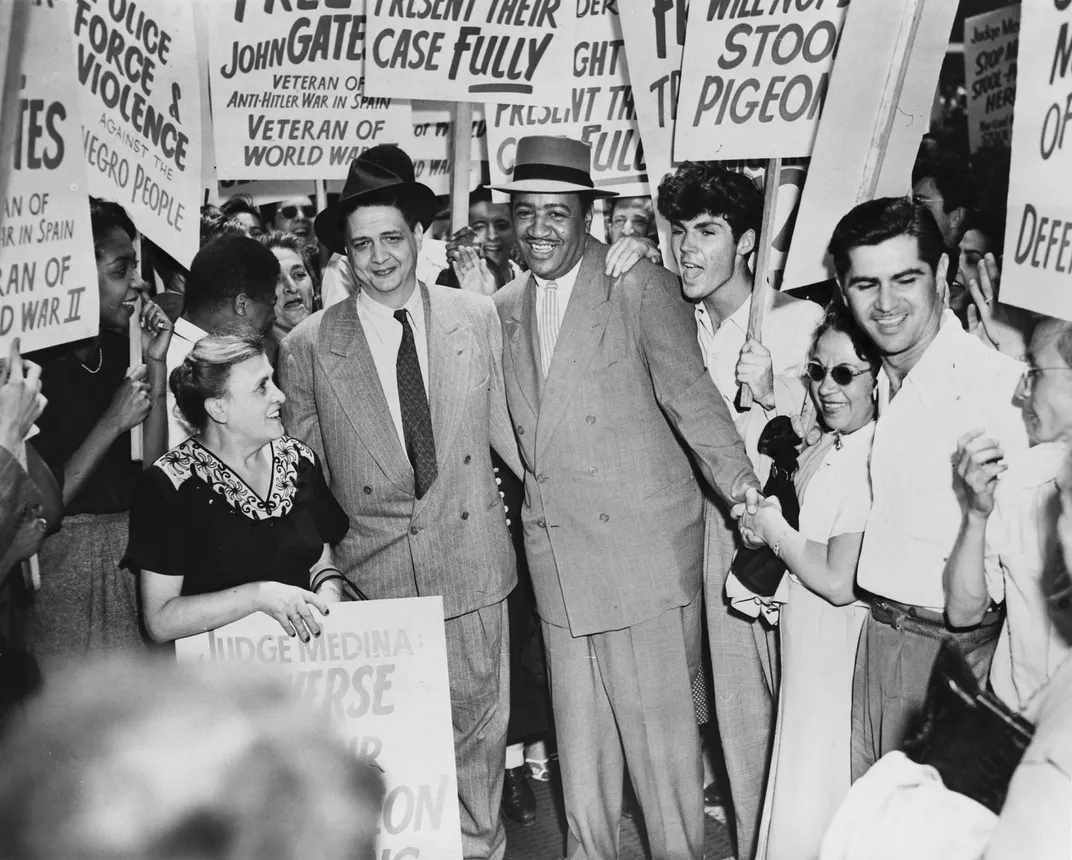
[492,238,759,637]
[279,282,523,621]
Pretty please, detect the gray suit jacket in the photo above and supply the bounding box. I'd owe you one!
[493,238,759,636]
[279,282,522,620]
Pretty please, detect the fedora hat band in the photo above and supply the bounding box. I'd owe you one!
[512,161,595,189]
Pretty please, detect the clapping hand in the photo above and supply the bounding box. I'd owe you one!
[953,428,1006,519]
[451,244,498,296]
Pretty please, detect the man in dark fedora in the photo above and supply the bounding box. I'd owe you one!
[278,156,523,860]
[489,135,761,859]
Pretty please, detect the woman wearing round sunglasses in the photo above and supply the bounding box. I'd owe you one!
[745,304,880,860]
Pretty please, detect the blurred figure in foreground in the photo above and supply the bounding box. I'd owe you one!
[0,656,384,860]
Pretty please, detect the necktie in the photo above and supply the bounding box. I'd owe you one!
[538,280,560,378]
[394,309,437,499]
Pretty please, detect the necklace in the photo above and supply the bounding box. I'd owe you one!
[79,345,103,374]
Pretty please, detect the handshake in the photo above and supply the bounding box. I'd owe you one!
[731,487,785,550]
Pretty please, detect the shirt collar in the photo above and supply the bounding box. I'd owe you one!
[356,282,426,335]
[694,292,751,337]
[174,317,208,343]
[877,310,966,411]
[532,255,583,292]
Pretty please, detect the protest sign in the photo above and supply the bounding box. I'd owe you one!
[408,101,488,195]
[487,0,650,198]
[69,0,202,267]
[193,0,217,206]
[1,0,99,354]
[208,0,412,180]
[365,0,575,106]
[964,6,1019,156]
[781,0,960,289]
[176,597,463,860]
[618,0,687,269]
[1000,1,1072,321]
[674,0,850,163]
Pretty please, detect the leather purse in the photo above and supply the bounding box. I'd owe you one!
[902,642,1035,814]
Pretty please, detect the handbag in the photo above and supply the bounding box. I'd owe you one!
[730,415,801,596]
[902,642,1035,815]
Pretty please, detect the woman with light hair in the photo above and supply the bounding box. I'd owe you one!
[121,331,349,644]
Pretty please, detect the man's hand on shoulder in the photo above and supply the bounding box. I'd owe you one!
[605,236,662,278]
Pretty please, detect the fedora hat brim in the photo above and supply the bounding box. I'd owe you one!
[314,182,438,255]
[488,178,617,199]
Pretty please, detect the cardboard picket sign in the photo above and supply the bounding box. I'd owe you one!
[781,0,960,290]
[1,0,99,354]
[1000,2,1072,322]
[68,0,202,267]
[674,0,849,163]
[408,101,489,196]
[618,0,687,270]
[208,0,412,180]
[176,597,464,860]
[487,0,650,199]
[364,0,574,106]
[963,6,1020,156]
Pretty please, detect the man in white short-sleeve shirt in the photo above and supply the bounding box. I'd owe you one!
[830,197,1028,782]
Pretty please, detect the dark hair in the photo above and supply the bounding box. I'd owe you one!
[810,302,881,372]
[827,197,946,283]
[469,185,494,207]
[220,194,263,228]
[258,230,321,290]
[656,163,762,242]
[89,198,137,257]
[911,152,973,214]
[169,331,264,432]
[184,235,280,317]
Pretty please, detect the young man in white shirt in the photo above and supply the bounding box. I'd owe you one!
[657,162,822,860]
[829,197,1028,782]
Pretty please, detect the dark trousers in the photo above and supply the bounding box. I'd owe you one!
[850,599,1002,783]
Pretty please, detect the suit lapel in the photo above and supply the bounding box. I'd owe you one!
[506,275,542,420]
[320,298,414,493]
[415,283,468,514]
[536,240,613,461]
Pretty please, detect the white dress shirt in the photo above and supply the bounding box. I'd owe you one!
[356,285,429,453]
[858,310,1029,610]
[984,441,1071,712]
[321,241,448,309]
[695,290,823,478]
[165,316,208,447]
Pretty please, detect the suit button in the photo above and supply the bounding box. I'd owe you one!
[464,455,472,464]
[461,511,469,520]
[537,475,548,483]
[363,486,372,495]
[517,425,525,435]
[599,513,610,523]
[410,526,419,535]
[536,519,546,528]
[586,415,596,425]
[588,467,598,476]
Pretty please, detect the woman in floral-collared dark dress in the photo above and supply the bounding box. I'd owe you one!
[122,332,349,644]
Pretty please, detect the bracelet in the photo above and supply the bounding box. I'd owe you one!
[771,526,793,559]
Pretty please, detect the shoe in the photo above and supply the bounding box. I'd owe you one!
[703,782,725,809]
[502,766,537,826]
[526,757,552,782]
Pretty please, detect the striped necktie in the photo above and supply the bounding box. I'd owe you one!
[538,280,560,378]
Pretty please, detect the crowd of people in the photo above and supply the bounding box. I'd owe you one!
[0,129,1069,860]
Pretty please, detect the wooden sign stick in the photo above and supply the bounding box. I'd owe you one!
[129,294,143,461]
[739,157,783,410]
[450,102,474,234]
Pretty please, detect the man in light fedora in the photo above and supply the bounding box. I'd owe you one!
[278,155,523,860]
[490,135,761,859]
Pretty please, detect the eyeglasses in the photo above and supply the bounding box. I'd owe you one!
[805,362,872,386]
[1021,367,1072,390]
[280,205,315,219]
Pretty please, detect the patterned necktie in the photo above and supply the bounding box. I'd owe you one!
[538,280,560,378]
[394,309,437,499]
